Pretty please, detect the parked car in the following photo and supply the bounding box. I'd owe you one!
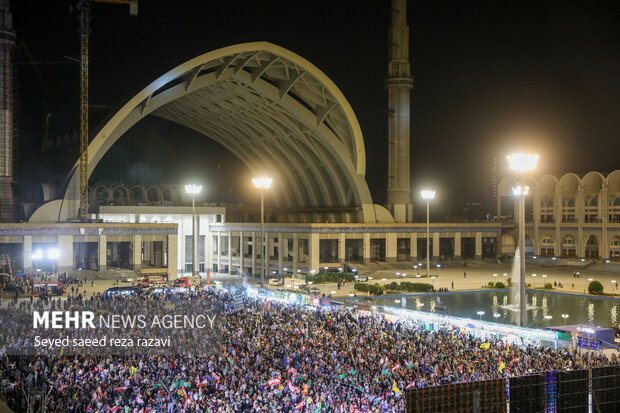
[121,275,134,283]
[355,274,369,282]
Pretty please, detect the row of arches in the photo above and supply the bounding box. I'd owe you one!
[91,184,182,207]
[536,234,620,260]
[498,170,620,224]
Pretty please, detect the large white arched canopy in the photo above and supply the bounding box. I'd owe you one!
[34,42,382,223]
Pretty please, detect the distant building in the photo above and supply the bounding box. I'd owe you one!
[498,171,620,260]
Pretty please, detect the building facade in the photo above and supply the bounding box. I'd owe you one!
[498,171,620,261]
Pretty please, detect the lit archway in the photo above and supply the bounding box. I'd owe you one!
[31,42,385,223]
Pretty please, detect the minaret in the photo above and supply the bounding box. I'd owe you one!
[385,0,413,223]
[0,0,14,222]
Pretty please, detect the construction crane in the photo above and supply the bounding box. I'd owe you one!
[77,0,138,220]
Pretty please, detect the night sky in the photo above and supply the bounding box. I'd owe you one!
[12,0,620,218]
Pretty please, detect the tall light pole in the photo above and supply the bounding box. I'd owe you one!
[252,177,272,286]
[508,153,539,327]
[421,190,435,278]
[185,184,202,277]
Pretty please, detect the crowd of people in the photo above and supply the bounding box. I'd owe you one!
[0,286,618,412]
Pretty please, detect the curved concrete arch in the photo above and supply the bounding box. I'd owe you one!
[607,170,620,193]
[538,174,558,195]
[582,171,604,194]
[558,173,581,193]
[36,42,379,223]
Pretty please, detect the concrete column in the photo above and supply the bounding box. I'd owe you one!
[577,187,584,258]
[278,232,284,273]
[58,235,73,272]
[251,232,257,277]
[292,233,299,274]
[282,234,289,272]
[363,233,370,264]
[475,232,482,259]
[309,233,320,271]
[205,219,212,273]
[555,189,561,256]
[167,234,178,279]
[432,232,440,260]
[228,231,232,274]
[217,232,221,271]
[454,232,462,258]
[144,240,151,263]
[410,233,417,260]
[386,233,397,264]
[98,235,107,271]
[23,235,32,271]
[239,231,245,275]
[338,233,345,263]
[133,235,142,271]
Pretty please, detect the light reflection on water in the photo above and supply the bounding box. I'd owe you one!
[369,291,620,328]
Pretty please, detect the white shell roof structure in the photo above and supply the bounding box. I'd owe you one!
[41,42,381,223]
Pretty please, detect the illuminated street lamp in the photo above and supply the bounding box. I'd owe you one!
[532,273,537,288]
[421,190,436,279]
[508,153,539,327]
[477,310,485,321]
[185,184,202,276]
[612,280,617,294]
[252,177,272,286]
[493,313,501,319]
[544,315,553,326]
[47,248,59,274]
[561,313,569,325]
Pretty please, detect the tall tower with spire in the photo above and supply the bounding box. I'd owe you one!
[385,0,413,223]
[0,0,14,222]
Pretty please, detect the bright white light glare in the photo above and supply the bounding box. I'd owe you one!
[32,249,43,260]
[184,184,202,194]
[544,315,552,320]
[512,185,530,196]
[47,249,59,259]
[477,311,485,316]
[252,177,273,189]
[507,153,539,172]
[493,313,501,318]
[561,314,569,319]
[420,190,436,199]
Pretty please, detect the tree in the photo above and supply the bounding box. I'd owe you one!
[588,280,604,295]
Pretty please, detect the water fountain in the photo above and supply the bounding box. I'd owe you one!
[499,247,537,313]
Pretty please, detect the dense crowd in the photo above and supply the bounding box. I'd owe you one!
[0,287,617,412]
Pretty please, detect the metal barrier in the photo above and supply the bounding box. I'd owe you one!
[407,366,620,413]
[406,379,506,413]
[591,365,620,412]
